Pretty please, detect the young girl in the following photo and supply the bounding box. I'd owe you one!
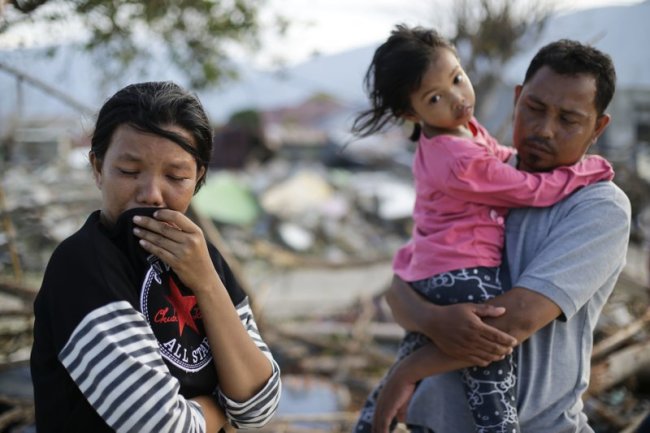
[351,25,614,433]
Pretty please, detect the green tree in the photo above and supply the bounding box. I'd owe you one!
[1,0,282,89]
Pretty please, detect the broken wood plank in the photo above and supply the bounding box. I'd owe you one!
[592,308,650,361]
[589,340,650,395]
[0,277,38,302]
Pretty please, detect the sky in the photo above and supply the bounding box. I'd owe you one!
[252,0,644,69]
[0,0,644,70]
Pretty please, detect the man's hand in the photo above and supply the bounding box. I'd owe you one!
[427,303,516,366]
[386,275,516,365]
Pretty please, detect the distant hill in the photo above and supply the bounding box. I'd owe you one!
[198,45,375,122]
[0,43,376,127]
[1,0,648,128]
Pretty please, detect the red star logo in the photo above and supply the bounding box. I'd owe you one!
[166,277,199,336]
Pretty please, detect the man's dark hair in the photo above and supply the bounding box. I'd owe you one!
[352,24,457,141]
[91,81,213,192]
[524,39,616,116]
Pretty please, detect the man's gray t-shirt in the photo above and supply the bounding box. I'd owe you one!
[407,181,631,433]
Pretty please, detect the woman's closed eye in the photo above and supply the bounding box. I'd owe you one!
[118,168,139,176]
[167,174,190,182]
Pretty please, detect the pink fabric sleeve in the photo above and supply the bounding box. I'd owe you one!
[473,121,514,162]
[441,147,614,208]
[491,142,515,162]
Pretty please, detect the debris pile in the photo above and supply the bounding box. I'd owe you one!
[250,267,650,433]
[0,277,37,431]
[192,160,415,268]
[1,156,650,433]
[0,163,100,275]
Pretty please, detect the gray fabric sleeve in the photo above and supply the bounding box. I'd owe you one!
[513,184,631,320]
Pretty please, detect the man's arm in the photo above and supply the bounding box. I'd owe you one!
[483,287,561,342]
[386,277,519,365]
[389,183,631,361]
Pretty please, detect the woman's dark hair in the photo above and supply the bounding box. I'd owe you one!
[352,24,457,141]
[524,39,616,116]
[90,81,213,192]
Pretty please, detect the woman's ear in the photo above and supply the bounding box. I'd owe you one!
[197,166,206,182]
[195,166,207,192]
[89,151,103,188]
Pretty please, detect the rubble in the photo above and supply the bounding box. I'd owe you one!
[1,154,650,433]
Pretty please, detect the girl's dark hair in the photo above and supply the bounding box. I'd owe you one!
[90,81,213,192]
[524,39,616,117]
[352,24,456,141]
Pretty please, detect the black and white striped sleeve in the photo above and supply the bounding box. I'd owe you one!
[59,301,207,433]
[216,297,281,429]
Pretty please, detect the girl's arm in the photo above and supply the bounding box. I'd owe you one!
[134,209,280,428]
[448,152,613,207]
[421,136,614,208]
[373,344,472,433]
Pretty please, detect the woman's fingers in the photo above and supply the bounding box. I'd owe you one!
[132,213,196,265]
[133,215,185,241]
[137,237,177,264]
[133,226,180,256]
[152,209,197,233]
[133,209,216,293]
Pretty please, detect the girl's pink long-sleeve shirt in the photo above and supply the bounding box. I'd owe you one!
[393,118,614,282]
